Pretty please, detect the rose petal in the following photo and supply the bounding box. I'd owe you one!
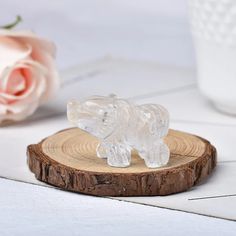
[5,68,25,95]
[0,36,32,76]
[0,100,39,122]
[0,73,46,122]
[0,104,7,115]
[0,60,46,102]
[2,73,46,114]
[31,48,60,103]
[0,29,56,57]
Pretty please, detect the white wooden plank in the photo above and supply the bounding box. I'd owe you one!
[115,162,236,221]
[0,178,235,236]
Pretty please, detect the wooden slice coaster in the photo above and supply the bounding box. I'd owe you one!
[27,128,216,196]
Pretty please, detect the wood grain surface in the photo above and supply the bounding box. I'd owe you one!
[27,128,217,196]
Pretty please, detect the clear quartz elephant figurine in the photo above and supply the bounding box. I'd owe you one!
[67,94,170,168]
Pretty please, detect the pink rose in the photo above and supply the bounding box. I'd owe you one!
[0,29,59,124]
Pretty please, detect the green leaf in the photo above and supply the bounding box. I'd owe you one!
[1,15,22,29]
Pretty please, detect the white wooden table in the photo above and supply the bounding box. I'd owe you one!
[1,1,236,235]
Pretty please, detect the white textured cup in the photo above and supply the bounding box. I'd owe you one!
[189,0,236,114]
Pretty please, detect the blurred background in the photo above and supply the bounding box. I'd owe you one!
[1,0,194,69]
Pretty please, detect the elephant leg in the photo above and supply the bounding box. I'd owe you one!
[106,143,131,167]
[96,142,107,159]
[142,140,170,168]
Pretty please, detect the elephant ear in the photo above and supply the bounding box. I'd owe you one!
[98,106,118,139]
[95,95,118,136]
